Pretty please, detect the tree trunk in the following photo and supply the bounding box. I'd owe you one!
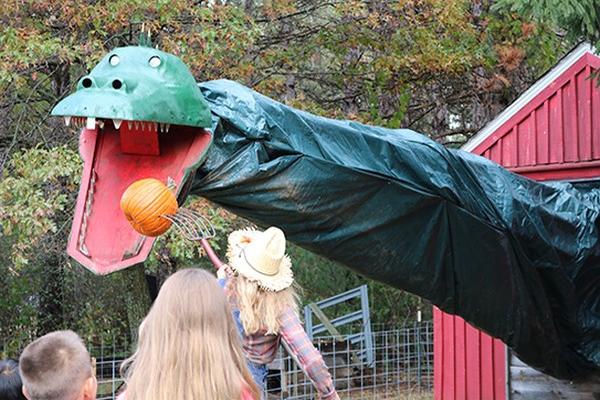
[39,258,64,334]
[117,264,151,342]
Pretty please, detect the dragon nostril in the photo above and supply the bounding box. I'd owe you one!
[82,77,93,88]
[112,79,123,90]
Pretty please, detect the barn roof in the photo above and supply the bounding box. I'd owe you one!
[462,43,600,172]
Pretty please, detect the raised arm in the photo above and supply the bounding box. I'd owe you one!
[200,238,225,270]
[278,307,340,400]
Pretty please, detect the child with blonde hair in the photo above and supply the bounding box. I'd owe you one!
[221,226,340,400]
[119,268,259,400]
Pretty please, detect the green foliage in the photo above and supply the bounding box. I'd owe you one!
[0,146,81,270]
[484,11,560,71]
[0,1,260,87]
[0,261,39,356]
[494,0,600,47]
[0,147,134,349]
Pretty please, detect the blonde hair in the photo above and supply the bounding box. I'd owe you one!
[228,274,300,335]
[19,330,92,400]
[121,268,259,400]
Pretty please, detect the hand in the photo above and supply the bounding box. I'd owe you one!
[217,264,233,279]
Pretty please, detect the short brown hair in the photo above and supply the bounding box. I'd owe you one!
[19,330,92,400]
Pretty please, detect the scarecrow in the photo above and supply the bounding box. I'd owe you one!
[219,226,338,398]
[51,45,600,380]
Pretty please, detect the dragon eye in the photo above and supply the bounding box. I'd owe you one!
[109,55,120,66]
[149,56,161,68]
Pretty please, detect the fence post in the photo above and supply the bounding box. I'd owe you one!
[416,321,422,387]
[360,285,374,366]
[304,304,313,341]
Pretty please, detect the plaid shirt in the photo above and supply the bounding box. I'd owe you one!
[242,307,339,400]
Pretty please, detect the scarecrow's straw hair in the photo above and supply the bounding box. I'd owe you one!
[228,274,299,335]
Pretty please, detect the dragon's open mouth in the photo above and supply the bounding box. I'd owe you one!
[61,118,211,275]
[52,46,213,274]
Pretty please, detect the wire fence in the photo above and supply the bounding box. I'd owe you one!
[89,342,129,400]
[265,322,433,399]
[4,321,433,400]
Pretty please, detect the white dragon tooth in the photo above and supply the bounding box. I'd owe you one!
[64,116,71,126]
[165,123,170,133]
[158,123,163,132]
[127,121,132,129]
[134,121,139,130]
[86,117,96,130]
[98,120,105,129]
[113,119,122,129]
[152,122,157,132]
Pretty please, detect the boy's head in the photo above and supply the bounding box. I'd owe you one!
[19,330,96,400]
[0,358,26,400]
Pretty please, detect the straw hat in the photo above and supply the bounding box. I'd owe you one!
[227,226,294,292]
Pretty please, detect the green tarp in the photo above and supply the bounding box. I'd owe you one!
[192,79,599,379]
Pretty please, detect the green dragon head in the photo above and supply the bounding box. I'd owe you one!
[52,46,213,275]
[52,46,211,130]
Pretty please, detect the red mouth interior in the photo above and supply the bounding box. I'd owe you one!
[68,121,211,274]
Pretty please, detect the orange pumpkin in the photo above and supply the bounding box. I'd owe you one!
[120,178,178,237]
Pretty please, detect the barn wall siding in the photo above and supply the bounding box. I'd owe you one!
[433,308,507,400]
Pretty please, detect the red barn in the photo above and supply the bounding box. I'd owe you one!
[434,43,600,400]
